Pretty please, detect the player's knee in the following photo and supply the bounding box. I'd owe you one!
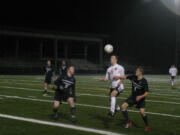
[140,109,145,116]
[54,101,60,108]
[111,90,117,97]
[68,98,74,105]
[121,103,128,110]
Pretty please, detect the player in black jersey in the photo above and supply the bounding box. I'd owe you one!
[52,65,76,122]
[116,67,150,131]
[59,60,67,76]
[43,60,55,96]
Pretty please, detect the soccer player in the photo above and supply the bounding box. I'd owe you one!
[169,65,178,88]
[59,60,67,76]
[99,55,125,116]
[52,66,76,122]
[43,60,55,96]
[118,67,150,131]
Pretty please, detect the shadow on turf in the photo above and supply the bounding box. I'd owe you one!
[49,112,72,122]
[89,111,143,129]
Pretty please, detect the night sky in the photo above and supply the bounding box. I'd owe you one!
[0,0,179,70]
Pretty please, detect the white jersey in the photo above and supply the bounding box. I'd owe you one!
[105,64,125,90]
[169,67,177,77]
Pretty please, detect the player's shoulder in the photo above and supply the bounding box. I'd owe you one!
[117,64,124,70]
[142,77,148,84]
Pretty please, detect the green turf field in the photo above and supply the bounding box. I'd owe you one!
[0,75,179,135]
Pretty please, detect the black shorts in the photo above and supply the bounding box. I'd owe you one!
[54,90,72,102]
[171,76,176,80]
[44,75,52,84]
[125,96,145,109]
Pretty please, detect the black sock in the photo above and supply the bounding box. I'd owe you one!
[53,108,58,115]
[70,107,76,116]
[122,110,130,123]
[44,88,47,93]
[141,114,149,126]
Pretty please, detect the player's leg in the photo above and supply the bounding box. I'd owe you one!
[115,86,124,112]
[109,90,118,116]
[121,102,132,128]
[67,97,76,122]
[52,100,60,120]
[43,82,48,95]
[121,96,135,128]
[140,108,150,131]
[171,76,175,87]
[43,75,50,95]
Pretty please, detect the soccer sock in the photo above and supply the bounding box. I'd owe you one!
[122,110,130,123]
[70,107,76,116]
[53,108,58,115]
[115,104,121,111]
[44,88,47,93]
[141,114,149,126]
[110,97,116,113]
[171,80,174,86]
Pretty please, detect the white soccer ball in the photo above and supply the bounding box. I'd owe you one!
[104,44,113,54]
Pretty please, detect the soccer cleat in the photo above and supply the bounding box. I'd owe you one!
[53,113,59,120]
[115,106,121,112]
[43,91,48,96]
[108,111,115,117]
[124,122,132,129]
[145,126,150,131]
[71,115,76,122]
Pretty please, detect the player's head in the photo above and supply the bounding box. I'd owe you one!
[136,67,144,76]
[47,60,51,66]
[62,60,66,65]
[171,65,175,68]
[110,55,118,65]
[67,65,75,75]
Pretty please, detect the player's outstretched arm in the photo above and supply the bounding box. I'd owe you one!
[99,77,108,81]
[113,75,127,80]
[136,92,148,101]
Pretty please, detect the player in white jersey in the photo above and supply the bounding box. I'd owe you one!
[99,55,125,116]
[169,65,178,87]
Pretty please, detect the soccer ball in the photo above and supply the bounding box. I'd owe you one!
[104,44,113,54]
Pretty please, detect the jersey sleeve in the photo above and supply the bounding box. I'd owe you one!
[52,66,56,77]
[70,79,76,98]
[143,80,149,92]
[54,76,62,86]
[105,69,109,80]
[169,69,171,74]
[127,75,136,81]
[119,67,125,76]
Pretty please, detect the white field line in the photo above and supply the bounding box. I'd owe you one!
[0,113,123,135]
[1,86,180,104]
[0,94,180,118]
[0,78,179,88]
[0,81,180,96]
[0,77,179,90]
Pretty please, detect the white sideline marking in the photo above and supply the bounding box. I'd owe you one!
[0,113,123,135]
[1,86,180,104]
[0,94,180,118]
[0,81,180,95]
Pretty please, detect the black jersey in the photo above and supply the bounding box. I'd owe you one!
[127,75,149,100]
[59,64,67,75]
[54,74,76,97]
[45,65,55,77]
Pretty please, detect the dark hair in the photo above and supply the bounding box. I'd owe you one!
[111,55,118,61]
[137,66,144,74]
[67,65,75,70]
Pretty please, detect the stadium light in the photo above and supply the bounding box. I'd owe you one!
[160,0,180,16]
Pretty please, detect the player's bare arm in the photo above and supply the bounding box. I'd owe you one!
[113,75,127,80]
[99,77,108,81]
[136,92,148,101]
